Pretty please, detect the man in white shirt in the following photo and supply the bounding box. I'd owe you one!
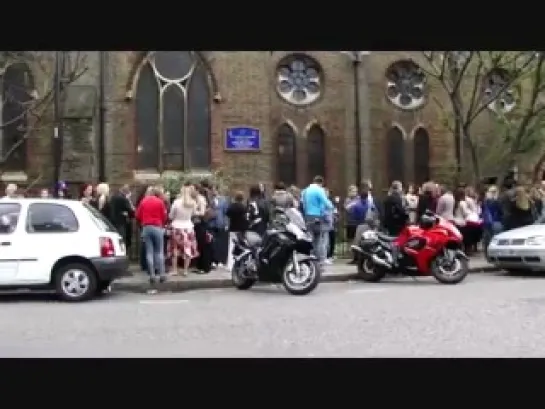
[436,185,455,222]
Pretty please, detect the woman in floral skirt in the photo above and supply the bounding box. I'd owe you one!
[167,184,200,276]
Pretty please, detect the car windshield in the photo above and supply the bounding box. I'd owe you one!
[285,207,306,230]
[83,203,117,232]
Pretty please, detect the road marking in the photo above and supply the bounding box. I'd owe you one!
[139,299,190,305]
[346,288,386,294]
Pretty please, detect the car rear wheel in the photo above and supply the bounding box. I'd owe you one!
[54,263,97,302]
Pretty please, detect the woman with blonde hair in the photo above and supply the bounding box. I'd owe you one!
[168,184,199,276]
[506,186,536,230]
[95,182,113,223]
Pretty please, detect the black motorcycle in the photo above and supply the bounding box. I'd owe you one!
[231,207,321,295]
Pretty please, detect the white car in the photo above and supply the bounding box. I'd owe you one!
[0,197,128,301]
[487,221,545,273]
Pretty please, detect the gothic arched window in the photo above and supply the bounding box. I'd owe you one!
[307,124,326,183]
[413,127,430,185]
[386,126,405,185]
[1,62,33,171]
[135,51,211,171]
[276,123,297,186]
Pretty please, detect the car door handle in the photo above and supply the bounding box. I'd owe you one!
[0,242,11,246]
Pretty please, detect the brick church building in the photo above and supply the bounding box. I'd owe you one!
[0,51,464,194]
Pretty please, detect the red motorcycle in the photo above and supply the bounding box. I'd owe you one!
[351,211,469,284]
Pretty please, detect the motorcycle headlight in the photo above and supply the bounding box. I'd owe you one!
[526,236,545,246]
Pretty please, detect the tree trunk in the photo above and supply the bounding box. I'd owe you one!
[463,127,481,183]
[533,152,545,182]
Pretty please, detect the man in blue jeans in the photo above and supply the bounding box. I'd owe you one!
[301,176,333,264]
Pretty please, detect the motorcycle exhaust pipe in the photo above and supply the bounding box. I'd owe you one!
[371,254,392,269]
[350,244,364,254]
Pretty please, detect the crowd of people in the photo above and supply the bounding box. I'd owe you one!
[4,171,545,282]
[341,176,545,263]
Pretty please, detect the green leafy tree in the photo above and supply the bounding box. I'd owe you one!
[486,53,545,181]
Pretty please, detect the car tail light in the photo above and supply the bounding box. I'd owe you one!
[100,237,115,257]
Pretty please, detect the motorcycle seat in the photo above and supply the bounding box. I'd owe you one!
[377,232,396,242]
[244,231,263,247]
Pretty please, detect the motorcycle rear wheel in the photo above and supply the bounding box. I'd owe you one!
[232,259,256,290]
[282,259,321,296]
[357,256,387,282]
[431,253,469,284]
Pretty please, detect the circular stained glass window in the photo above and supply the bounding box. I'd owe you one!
[276,54,322,106]
[483,68,517,114]
[385,60,426,110]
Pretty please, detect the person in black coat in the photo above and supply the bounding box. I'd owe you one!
[247,185,269,236]
[226,191,249,233]
[383,181,408,236]
[416,182,437,220]
[109,184,135,250]
[226,191,250,270]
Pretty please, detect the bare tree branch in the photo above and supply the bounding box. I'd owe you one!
[421,50,542,182]
[0,51,89,171]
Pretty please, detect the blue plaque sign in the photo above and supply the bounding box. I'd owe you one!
[225,126,261,151]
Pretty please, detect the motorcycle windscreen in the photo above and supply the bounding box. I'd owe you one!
[285,207,306,231]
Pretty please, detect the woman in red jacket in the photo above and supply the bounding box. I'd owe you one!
[136,186,168,286]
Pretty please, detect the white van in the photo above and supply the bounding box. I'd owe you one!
[0,198,128,301]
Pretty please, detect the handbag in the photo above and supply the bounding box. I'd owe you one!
[465,211,483,227]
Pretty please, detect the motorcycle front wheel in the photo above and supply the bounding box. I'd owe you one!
[282,259,321,296]
[357,255,387,282]
[431,251,469,284]
[231,258,256,290]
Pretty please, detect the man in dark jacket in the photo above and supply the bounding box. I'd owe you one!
[248,185,270,236]
[383,181,408,236]
[109,184,135,248]
[499,173,517,230]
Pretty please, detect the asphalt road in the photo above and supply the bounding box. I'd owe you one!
[3,271,545,357]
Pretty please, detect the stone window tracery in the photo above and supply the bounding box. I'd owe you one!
[135,51,211,171]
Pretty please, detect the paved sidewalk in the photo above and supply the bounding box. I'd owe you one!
[112,255,495,294]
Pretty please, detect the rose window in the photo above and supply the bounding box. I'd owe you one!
[385,60,426,110]
[276,54,322,106]
[483,68,517,114]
